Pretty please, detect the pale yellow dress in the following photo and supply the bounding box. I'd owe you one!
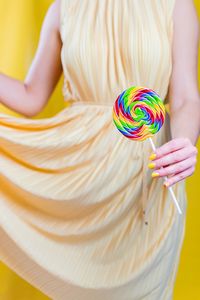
[0,0,187,299]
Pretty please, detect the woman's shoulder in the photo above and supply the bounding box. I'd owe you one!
[50,0,61,31]
[42,0,62,40]
[40,1,61,30]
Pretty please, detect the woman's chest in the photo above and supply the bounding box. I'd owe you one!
[60,0,173,102]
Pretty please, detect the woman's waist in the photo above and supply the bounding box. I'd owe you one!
[64,97,114,108]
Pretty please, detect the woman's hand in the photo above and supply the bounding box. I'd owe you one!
[148,137,198,187]
[0,0,62,117]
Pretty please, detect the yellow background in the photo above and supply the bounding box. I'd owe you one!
[0,0,199,299]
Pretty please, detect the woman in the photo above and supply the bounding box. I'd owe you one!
[0,0,199,299]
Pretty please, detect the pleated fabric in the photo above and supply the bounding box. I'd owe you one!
[0,0,187,299]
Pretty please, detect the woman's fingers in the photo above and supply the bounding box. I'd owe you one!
[150,137,191,160]
[151,156,197,177]
[163,166,195,187]
[148,137,198,187]
[149,145,197,170]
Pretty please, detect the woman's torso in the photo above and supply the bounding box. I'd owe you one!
[60,0,175,105]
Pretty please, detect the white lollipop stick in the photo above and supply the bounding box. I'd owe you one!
[149,138,182,215]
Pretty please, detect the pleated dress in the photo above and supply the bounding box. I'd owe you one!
[0,0,187,299]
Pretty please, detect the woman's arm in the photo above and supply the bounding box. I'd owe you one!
[148,0,200,187]
[169,0,200,144]
[0,0,62,117]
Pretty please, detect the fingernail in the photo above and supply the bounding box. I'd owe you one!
[149,153,156,160]
[148,162,155,169]
[164,181,170,187]
[152,172,159,178]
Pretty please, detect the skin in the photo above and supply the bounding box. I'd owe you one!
[149,0,200,188]
[0,0,199,188]
[0,0,62,117]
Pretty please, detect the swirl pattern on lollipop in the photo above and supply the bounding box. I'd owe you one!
[112,86,165,141]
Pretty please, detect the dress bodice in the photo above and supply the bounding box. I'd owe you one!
[60,0,175,105]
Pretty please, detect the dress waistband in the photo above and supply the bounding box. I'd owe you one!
[64,98,114,107]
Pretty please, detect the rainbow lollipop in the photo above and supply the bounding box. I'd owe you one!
[113,86,182,214]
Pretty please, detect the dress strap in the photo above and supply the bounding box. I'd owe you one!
[59,0,68,42]
[166,0,176,40]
